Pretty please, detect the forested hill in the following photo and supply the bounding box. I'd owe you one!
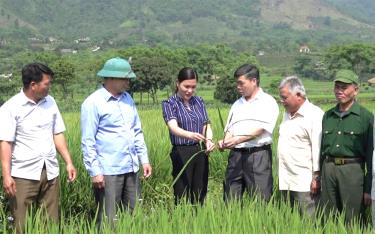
[0,0,374,51]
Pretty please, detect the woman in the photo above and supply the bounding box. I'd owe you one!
[162,67,215,205]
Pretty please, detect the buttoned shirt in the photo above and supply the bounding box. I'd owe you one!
[278,100,324,192]
[162,94,209,145]
[225,88,279,148]
[0,91,65,180]
[81,87,149,177]
[320,102,373,193]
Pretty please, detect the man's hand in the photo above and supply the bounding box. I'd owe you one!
[3,175,16,197]
[92,175,105,189]
[66,163,77,182]
[310,179,320,196]
[363,192,371,206]
[220,136,241,149]
[142,163,152,178]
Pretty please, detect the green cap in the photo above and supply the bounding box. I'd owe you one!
[334,69,358,84]
[97,57,136,79]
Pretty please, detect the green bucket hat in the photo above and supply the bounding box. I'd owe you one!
[97,57,136,79]
[334,69,359,84]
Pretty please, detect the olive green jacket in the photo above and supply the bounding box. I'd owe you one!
[320,102,374,193]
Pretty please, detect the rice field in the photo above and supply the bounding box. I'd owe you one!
[0,102,374,233]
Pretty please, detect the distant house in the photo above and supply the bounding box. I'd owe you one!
[48,37,58,43]
[299,44,310,53]
[91,46,100,52]
[60,48,78,54]
[257,50,265,56]
[74,37,90,43]
[367,77,375,84]
[0,73,13,80]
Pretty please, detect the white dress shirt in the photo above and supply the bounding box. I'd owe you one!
[278,100,324,192]
[225,88,279,148]
[0,91,65,180]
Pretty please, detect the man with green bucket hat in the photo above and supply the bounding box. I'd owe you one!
[320,69,373,223]
[81,57,152,227]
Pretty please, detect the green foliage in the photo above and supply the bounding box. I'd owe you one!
[293,55,328,80]
[323,0,375,24]
[50,57,76,99]
[1,0,375,52]
[214,75,239,104]
[324,43,375,81]
[132,56,173,104]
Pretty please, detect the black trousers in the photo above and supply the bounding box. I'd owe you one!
[224,145,273,203]
[170,144,209,205]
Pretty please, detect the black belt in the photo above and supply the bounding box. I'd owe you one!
[232,144,271,154]
[325,156,363,165]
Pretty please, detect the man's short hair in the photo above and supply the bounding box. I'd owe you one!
[22,63,54,88]
[279,76,306,98]
[234,64,260,86]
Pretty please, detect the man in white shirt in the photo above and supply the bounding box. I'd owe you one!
[218,64,279,202]
[0,63,77,233]
[278,76,323,216]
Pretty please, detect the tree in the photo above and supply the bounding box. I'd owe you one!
[293,55,328,80]
[131,56,173,104]
[214,75,239,104]
[50,57,76,99]
[324,43,375,82]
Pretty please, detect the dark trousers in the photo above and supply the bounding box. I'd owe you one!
[94,173,140,227]
[170,145,209,205]
[224,145,273,202]
[321,160,365,223]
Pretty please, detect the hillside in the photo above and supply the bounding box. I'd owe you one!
[0,0,374,51]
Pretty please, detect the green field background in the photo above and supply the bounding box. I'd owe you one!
[0,90,374,233]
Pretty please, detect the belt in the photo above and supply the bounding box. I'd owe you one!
[325,156,363,165]
[233,144,271,154]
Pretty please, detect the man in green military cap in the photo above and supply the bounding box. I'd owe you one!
[320,69,374,223]
[81,57,152,227]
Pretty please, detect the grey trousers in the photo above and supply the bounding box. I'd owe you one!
[280,190,317,217]
[224,146,273,202]
[94,172,140,226]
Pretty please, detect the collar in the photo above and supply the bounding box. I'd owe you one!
[173,93,195,105]
[19,90,46,106]
[331,101,360,117]
[290,99,309,118]
[240,88,264,103]
[99,86,126,102]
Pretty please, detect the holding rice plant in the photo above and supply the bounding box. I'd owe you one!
[218,64,279,203]
[162,67,215,205]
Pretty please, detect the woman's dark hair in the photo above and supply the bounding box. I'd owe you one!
[175,67,198,93]
[22,62,54,88]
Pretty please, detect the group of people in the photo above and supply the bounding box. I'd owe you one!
[0,57,373,233]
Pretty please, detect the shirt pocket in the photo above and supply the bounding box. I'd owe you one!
[342,128,362,150]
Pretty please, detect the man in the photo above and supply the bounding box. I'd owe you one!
[0,63,77,233]
[81,57,152,226]
[278,76,323,216]
[218,64,279,202]
[320,69,373,223]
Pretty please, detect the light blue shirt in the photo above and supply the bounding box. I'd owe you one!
[81,87,149,177]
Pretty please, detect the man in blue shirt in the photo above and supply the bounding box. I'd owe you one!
[81,57,152,226]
